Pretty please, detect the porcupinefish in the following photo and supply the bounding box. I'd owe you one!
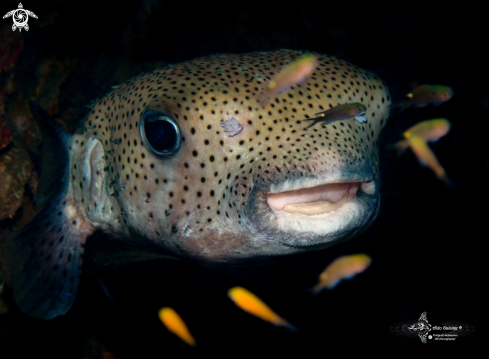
[391,84,453,111]
[228,286,296,331]
[302,102,367,129]
[393,118,451,154]
[7,50,391,320]
[311,253,372,293]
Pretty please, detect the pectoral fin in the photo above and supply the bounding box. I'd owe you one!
[6,101,94,319]
[7,194,93,319]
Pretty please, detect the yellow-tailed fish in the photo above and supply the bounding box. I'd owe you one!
[392,84,454,111]
[228,286,297,331]
[302,102,367,129]
[393,118,451,154]
[6,50,390,319]
[158,307,196,347]
[406,134,452,186]
[312,254,372,294]
[257,53,318,106]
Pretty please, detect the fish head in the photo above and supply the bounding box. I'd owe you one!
[425,118,451,142]
[80,51,391,263]
[350,254,372,273]
[347,102,367,117]
[430,85,454,103]
[292,53,319,83]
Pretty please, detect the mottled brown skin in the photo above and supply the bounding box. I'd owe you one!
[71,50,390,261]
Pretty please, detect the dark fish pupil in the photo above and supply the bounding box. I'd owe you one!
[145,118,177,153]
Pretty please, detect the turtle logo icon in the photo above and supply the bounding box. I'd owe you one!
[3,3,38,32]
[408,312,432,343]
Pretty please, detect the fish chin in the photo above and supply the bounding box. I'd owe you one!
[244,175,379,250]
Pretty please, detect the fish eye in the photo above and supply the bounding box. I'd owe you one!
[140,110,181,156]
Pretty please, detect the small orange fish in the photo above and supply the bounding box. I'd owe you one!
[312,254,372,294]
[406,134,452,186]
[228,286,297,331]
[303,102,367,129]
[391,84,454,111]
[158,307,196,347]
[393,118,451,154]
[258,54,318,106]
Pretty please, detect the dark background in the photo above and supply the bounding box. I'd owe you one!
[0,0,482,357]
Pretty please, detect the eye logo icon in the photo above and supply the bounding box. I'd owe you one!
[3,3,38,32]
[407,311,432,343]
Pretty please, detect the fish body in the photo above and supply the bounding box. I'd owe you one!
[158,307,196,346]
[228,286,296,331]
[257,53,318,106]
[406,134,451,185]
[6,50,391,319]
[312,254,372,293]
[302,102,367,129]
[393,118,451,154]
[392,85,453,111]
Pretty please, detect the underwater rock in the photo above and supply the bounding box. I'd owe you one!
[34,58,70,116]
[0,146,33,220]
[0,25,23,76]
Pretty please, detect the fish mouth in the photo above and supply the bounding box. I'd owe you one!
[264,178,378,244]
[267,182,362,215]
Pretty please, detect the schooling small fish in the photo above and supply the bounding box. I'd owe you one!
[406,134,452,186]
[158,307,196,347]
[391,84,454,111]
[228,286,297,331]
[257,53,318,106]
[6,50,390,319]
[311,254,372,293]
[393,118,451,154]
[303,103,367,129]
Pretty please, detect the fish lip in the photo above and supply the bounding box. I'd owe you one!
[268,174,374,195]
[274,187,380,249]
[261,175,379,246]
[266,182,362,214]
[267,180,374,216]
